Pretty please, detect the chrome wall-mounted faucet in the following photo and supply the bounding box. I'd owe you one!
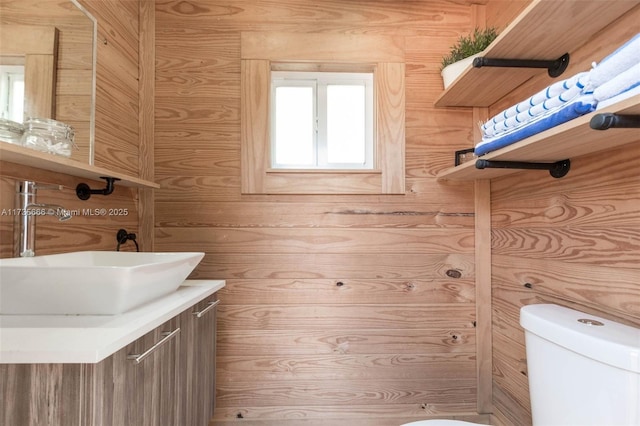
[14,181,72,257]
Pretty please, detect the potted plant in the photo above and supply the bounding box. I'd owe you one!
[441,27,499,89]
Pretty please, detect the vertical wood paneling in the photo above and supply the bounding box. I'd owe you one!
[138,0,155,251]
[155,0,478,423]
[486,4,640,425]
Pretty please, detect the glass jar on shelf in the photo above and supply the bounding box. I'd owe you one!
[0,118,25,145]
[21,117,76,157]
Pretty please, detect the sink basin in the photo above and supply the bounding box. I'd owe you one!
[0,251,204,315]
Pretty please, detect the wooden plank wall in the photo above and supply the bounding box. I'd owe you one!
[485,4,640,425]
[154,1,484,424]
[0,0,142,257]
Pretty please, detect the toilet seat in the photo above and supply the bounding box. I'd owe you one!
[401,421,483,426]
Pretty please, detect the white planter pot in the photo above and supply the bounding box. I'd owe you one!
[441,52,482,89]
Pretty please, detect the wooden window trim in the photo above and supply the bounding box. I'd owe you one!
[0,25,58,119]
[241,32,405,194]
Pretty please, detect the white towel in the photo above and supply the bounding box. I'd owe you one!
[593,62,640,102]
[589,32,640,88]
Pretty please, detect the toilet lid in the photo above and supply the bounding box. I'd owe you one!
[401,421,483,426]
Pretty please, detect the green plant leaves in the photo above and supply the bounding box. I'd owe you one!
[441,27,499,70]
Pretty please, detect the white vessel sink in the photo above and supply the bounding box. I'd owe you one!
[0,251,204,315]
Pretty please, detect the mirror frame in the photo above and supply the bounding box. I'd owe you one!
[70,0,97,165]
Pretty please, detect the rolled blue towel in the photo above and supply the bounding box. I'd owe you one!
[482,72,589,138]
[475,95,596,156]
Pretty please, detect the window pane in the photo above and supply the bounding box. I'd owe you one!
[274,86,314,166]
[10,79,24,122]
[326,85,365,164]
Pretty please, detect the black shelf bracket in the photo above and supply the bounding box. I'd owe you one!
[76,177,120,200]
[473,52,570,78]
[590,113,640,130]
[476,159,570,178]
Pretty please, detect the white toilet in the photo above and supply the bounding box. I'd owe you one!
[402,303,640,426]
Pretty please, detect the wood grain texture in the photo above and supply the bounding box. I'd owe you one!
[138,0,155,252]
[241,32,405,62]
[0,1,142,258]
[377,62,406,194]
[239,35,406,194]
[154,201,475,228]
[487,4,640,423]
[0,25,60,119]
[436,0,640,106]
[217,353,476,382]
[218,304,475,330]
[217,328,475,357]
[0,1,94,163]
[155,227,474,254]
[81,0,139,175]
[182,253,475,280]
[216,378,477,407]
[218,278,475,305]
[155,1,477,421]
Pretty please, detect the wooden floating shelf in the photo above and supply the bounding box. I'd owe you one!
[0,142,159,189]
[434,0,640,107]
[437,94,640,181]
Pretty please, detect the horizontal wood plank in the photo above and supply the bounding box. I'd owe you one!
[217,329,475,356]
[155,227,474,254]
[217,353,476,382]
[212,410,487,426]
[189,253,475,280]
[218,304,475,330]
[492,254,640,322]
[216,378,477,407]
[492,228,640,267]
[155,201,475,228]
[218,278,475,305]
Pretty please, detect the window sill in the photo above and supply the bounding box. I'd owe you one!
[258,169,392,195]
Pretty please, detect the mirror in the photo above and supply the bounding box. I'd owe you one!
[0,0,96,164]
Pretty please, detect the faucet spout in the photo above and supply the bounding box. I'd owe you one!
[14,181,72,257]
[26,203,73,221]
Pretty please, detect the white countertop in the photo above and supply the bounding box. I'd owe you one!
[0,280,225,364]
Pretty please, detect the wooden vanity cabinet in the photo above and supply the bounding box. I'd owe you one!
[0,294,219,426]
[178,296,218,426]
[93,315,181,426]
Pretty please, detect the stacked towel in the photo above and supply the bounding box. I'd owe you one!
[482,72,589,137]
[594,62,640,103]
[589,33,640,88]
[475,95,596,156]
[474,32,640,157]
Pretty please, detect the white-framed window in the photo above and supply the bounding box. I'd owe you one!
[270,71,374,170]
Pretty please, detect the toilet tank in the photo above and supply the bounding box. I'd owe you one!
[520,304,640,426]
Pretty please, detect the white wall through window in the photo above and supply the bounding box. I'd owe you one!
[0,64,25,122]
[271,71,374,169]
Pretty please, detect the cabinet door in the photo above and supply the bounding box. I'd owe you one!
[96,316,181,426]
[0,363,88,426]
[179,296,218,426]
